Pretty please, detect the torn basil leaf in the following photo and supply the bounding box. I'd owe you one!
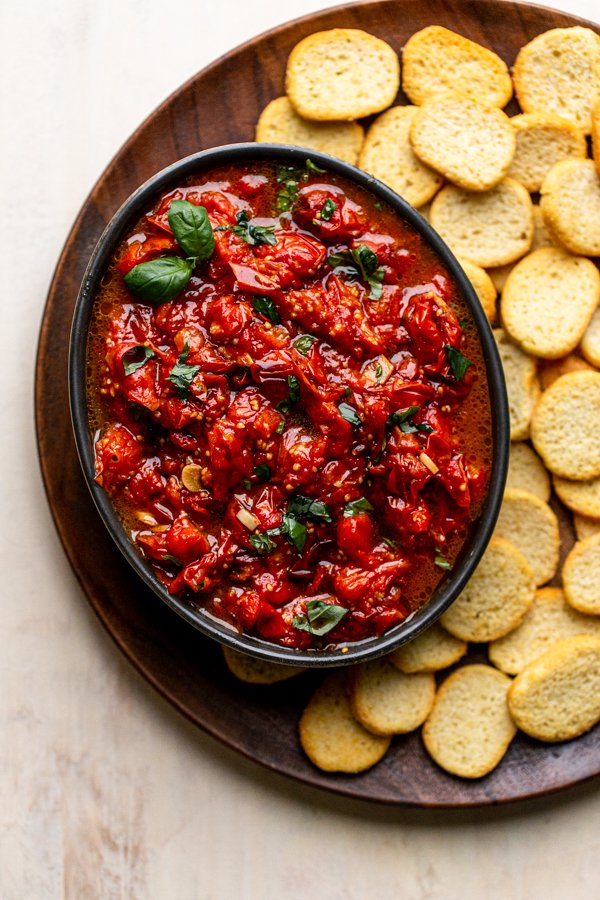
[168,342,201,399]
[123,345,155,376]
[292,599,348,636]
[338,402,362,426]
[277,375,301,413]
[293,334,317,356]
[288,495,332,523]
[124,256,193,304]
[230,210,277,246]
[254,464,271,482]
[252,295,280,324]
[444,344,472,380]
[327,244,385,300]
[161,554,182,567]
[167,199,215,261]
[305,159,326,175]
[281,513,307,553]
[387,405,433,434]
[319,198,338,221]
[249,533,277,555]
[343,497,374,517]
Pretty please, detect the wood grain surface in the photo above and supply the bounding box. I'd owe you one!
[35,0,600,807]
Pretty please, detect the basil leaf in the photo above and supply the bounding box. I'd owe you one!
[249,533,277,555]
[254,464,271,482]
[343,497,374,517]
[123,345,155,376]
[374,200,383,211]
[387,405,432,434]
[230,210,277,247]
[294,334,317,356]
[243,478,252,491]
[281,513,307,553]
[124,257,193,304]
[435,549,452,570]
[167,199,215,261]
[319,198,337,221]
[288,495,332,522]
[444,344,472,380]
[382,536,399,550]
[277,375,301,413]
[276,181,299,213]
[168,342,201,399]
[338,402,362,426]
[305,159,326,176]
[275,419,286,435]
[161,554,182,567]
[292,599,348,636]
[328,245,385,300]
[252,295,280,324]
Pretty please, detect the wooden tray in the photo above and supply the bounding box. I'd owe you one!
[35,0,600,807]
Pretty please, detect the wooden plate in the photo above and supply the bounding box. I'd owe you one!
[36,0,600,807]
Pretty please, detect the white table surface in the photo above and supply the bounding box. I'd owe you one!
[3,0,600,896]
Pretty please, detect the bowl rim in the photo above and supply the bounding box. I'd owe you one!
[69,142,509,668]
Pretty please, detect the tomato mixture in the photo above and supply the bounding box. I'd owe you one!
[88,159,491,649]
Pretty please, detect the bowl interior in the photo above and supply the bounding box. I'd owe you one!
[69,142,509,667]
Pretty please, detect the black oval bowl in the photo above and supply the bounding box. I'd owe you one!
[69,143,509,668]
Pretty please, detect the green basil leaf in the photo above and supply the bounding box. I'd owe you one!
[243,478,252,491]
[167,199,215,260]
[231,210,277,247]
[288,495,332,522]
[343,497,374,517]
[277,375,300,413]
[388,406,433,434]
[161,554,182,567]
[249,533,277,555]
[353,244,378,279]
[382,536,399,550]
[254,464,271,482]
[124,257,193,304]
[281,513,307,553]
[327,245,384,299]
[338,402,362,426]
[434,549,452,570]
[168,341,201,399]
[305,159,326,176]
[373,200,383,211]
[292,599,348,636]
[319,198,337,221]
[444,344,472,380]
[275,419,286,435]
[367,267,385,300]
[293,334,317,356]
[123,345,155,376]
[252,295,280,324]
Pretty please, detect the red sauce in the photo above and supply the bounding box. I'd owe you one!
[87,159,492,649]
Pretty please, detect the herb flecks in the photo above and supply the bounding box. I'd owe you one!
[328,245,385,300]
[252,295,280,324]
[229,210,277,247]
[387,406,433,434]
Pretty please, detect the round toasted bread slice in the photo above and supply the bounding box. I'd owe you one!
[410,93,515,191]
[513,26,600,134]
[540,159,600,257]
[457,258,497,322]
[508,635,600,741]
[501,247,600,359]
[423,665,516,779]
[538,354,595,391]
[581,307,600,369]
[349,658,435,736]
[299,672,391,772]
[494,488,560,586]
[493,329,539,441]
[563,534,600,615]
[401,26,512,108]
[222,646,307,684]
[507,113,587,192]
[574,514,600,541]
[554,474,600,520]
[255,97,364,164]
[389,622,467,674]
[286,29,399,121]
[489,587,600,675]
[358,105,443,208]
[440,537,536,643]
[429,179,533,268]
[531,372,600,480]
[592,100,600,176]
[506,442,551,502]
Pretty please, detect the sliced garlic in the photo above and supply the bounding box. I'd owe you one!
[236,507,260,532]
[419,452,439,475]
[181,463,203,492]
